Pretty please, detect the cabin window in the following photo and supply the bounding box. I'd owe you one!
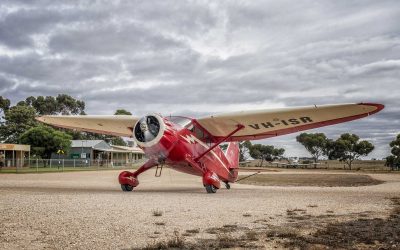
[193,126,204,139]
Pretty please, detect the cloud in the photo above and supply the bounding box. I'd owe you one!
[0,0,399,158]
[350,60,400,75]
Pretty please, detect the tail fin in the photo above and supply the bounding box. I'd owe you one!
[225,142,239,169]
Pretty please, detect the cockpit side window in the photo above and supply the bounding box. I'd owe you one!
[193,126,204,139]
[188,123,214,145]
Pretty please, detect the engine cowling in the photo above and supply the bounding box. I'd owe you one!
[133,114,178,158]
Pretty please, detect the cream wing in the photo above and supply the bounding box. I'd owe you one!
[195,103,384,141]
[36,115,139,137]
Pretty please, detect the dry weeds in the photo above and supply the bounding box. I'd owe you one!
[152,209,163,217]
[138,197,400,250]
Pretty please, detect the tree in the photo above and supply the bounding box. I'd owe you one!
[239,140,252,162]
[24,94,85,115]
[19,126,72,162]
[0,105,37,143]
[248,143,285,167]
[0,96,10,118]
[385,134,400,170]
[114,109,132,115]
[334,133,374,170]
[27,96,58,115]
[56,94,85,115]
[107,109,133,145]
[219,141,251,162]
[296,133,327,163]
[109,136,127,146]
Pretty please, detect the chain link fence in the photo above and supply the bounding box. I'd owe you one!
[0,158,146,173]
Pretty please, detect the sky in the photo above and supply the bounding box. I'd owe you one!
[0,0,399,159]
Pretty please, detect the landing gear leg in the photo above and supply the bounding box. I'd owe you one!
[224,182,231,190]
[118,159,158,192]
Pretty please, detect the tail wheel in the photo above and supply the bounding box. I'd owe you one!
[205,184,217,193]
[121,184,134,192]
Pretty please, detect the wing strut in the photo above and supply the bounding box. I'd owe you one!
[235,171,261,183]
[194,124,245,162]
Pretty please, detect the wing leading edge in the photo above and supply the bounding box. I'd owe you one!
[195,103,384,142]
[36,115,138,137]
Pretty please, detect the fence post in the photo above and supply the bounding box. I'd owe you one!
[62,159,64,172]
[36,159,38,172]
[73,159,75,168]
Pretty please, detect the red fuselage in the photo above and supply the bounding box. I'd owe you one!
[137,116,239,183]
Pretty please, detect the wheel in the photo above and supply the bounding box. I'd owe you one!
[121,184,134,192]
[205,184,217,193]
[224,182,231,189]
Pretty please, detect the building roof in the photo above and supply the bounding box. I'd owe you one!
[71,140,112,151]
[0,144,30,151]
[71,140,103,148]
[111,145,144,153]
[70,140,143,154]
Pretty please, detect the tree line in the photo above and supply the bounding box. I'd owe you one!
[295,133,374,169]
[221,141,285,167]
[0,94,132,160]
[237,132,400,171]
[235,133,376,170]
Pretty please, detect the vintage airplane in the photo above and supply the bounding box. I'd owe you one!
[36,103,384,193]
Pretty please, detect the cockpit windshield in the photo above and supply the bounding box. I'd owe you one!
[166,116,193,128]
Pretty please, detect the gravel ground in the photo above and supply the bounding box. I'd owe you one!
[0,169,399,249]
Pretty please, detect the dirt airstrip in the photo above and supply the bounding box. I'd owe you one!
[0,169,399,249]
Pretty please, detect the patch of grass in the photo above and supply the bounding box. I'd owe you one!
[222,224,237,228]
[286,208,307,217]
[185,229,200,234]
[142,231,185,250]
[253,219,268,224]
[245,231,259,241]
[152,209,163,217]
[240,173,384,187]
[266,227,298,238]
[154,222,165,226]
[326,210,334,214]
[216,233,238,248]
[243,213,252,217]
[307,204,318,208]
[289,214,312,221]
[206,224,240,234]
[205,227,219,234]
[281,197,400,249]
[136,197,400,250]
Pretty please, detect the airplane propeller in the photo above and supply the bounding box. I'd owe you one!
[134,115,161,143]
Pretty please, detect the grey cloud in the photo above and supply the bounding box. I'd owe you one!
[0,75,17,92]
[0,6,109,49]
[350,60,400,76]
[49,23,183,56]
